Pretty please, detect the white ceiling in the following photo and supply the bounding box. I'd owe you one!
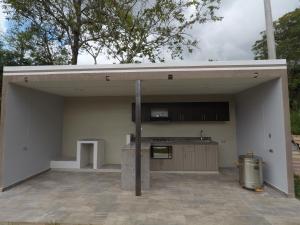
[15,76,278,97]
[9,60,285,97]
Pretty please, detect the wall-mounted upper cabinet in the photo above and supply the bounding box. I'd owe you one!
[132,102,229,122]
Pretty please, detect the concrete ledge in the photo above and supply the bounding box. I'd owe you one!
[2,168,51,192]
[264,182,295,198]
[52,168,121,173]
[151,171,219,174]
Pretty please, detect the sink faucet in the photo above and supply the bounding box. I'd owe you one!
[200,129,204,140]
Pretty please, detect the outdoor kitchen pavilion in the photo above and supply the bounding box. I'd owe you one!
[0,60,294,197]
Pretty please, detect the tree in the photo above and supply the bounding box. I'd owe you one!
[2,0,222,65]
[2,0,95,65]
[252,7,300,134]
[0,34,33,66]
[91,0,222,63]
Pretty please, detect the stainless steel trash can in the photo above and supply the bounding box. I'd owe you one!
[238,153,263,190]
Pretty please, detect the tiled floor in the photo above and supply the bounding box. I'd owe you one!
[0,170,299,225]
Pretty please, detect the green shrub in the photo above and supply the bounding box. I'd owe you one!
[291,110,300,135]
[295,175,300,198]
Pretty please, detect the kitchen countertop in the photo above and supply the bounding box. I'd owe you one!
[149,140,218,145]
[125,137,219,149]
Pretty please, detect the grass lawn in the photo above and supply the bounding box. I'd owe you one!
[295,175,300,198]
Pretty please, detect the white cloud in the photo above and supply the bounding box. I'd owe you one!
[183,0,299,61]
[78,52,117,65]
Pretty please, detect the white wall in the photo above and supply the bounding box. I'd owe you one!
[236,78,289,193]
[62,95,237,167]
[2,84,64,188]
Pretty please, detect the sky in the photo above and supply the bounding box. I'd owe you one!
[0,0,299,64]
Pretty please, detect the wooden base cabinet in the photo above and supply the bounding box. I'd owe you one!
[151,145,183,171]
[150,144,218,171]
[194,145,207,171]
[205,145,218,171]
[183,145,196,171]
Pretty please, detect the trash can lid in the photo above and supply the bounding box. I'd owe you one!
[239,153,263,161]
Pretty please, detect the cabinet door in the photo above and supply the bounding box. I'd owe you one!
[161,145,183,171]
[183,145,195,171]
[150,158,162,171]
[132,103,151,122]
[151,145,183,171]
[215,102,229,121]
[169,104,181,121]
[194,145,206,170]
[167,145,183,171]
[206,145,218,171]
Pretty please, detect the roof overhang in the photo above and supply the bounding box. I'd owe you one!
[3,60,287,96]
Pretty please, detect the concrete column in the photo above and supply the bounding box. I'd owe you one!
[264,0,277,59]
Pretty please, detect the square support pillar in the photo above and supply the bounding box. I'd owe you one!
[135,80,142,196]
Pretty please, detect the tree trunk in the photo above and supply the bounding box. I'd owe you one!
[93,56,97,64]
[71,0,82,65]
[71,48,78,65]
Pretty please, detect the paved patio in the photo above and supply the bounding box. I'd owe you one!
[0,170,299,225]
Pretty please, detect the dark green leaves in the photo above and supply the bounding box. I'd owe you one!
[252,8,300,134]
[1,0,222,65]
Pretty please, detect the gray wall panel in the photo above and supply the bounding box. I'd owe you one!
[2,84,63,187]
[236,78,288,193]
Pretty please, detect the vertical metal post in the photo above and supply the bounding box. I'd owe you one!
[135,80,142,196]
[263,0,277,59]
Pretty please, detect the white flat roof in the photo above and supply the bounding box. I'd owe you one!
[3,60,286,76]
[3,60,287,96]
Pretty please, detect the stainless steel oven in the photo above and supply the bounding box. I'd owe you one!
[151,145,173,159]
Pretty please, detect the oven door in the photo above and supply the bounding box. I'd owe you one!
[151,146,173,159]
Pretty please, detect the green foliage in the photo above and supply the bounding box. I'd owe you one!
[96,0,222,63]
[253,8,300,61]
[0,35,32,66]
[1,0,222,65]
[295,175,300,198]
[291,110,300,135]
[2,0,85,64]
[252,8,300,134]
